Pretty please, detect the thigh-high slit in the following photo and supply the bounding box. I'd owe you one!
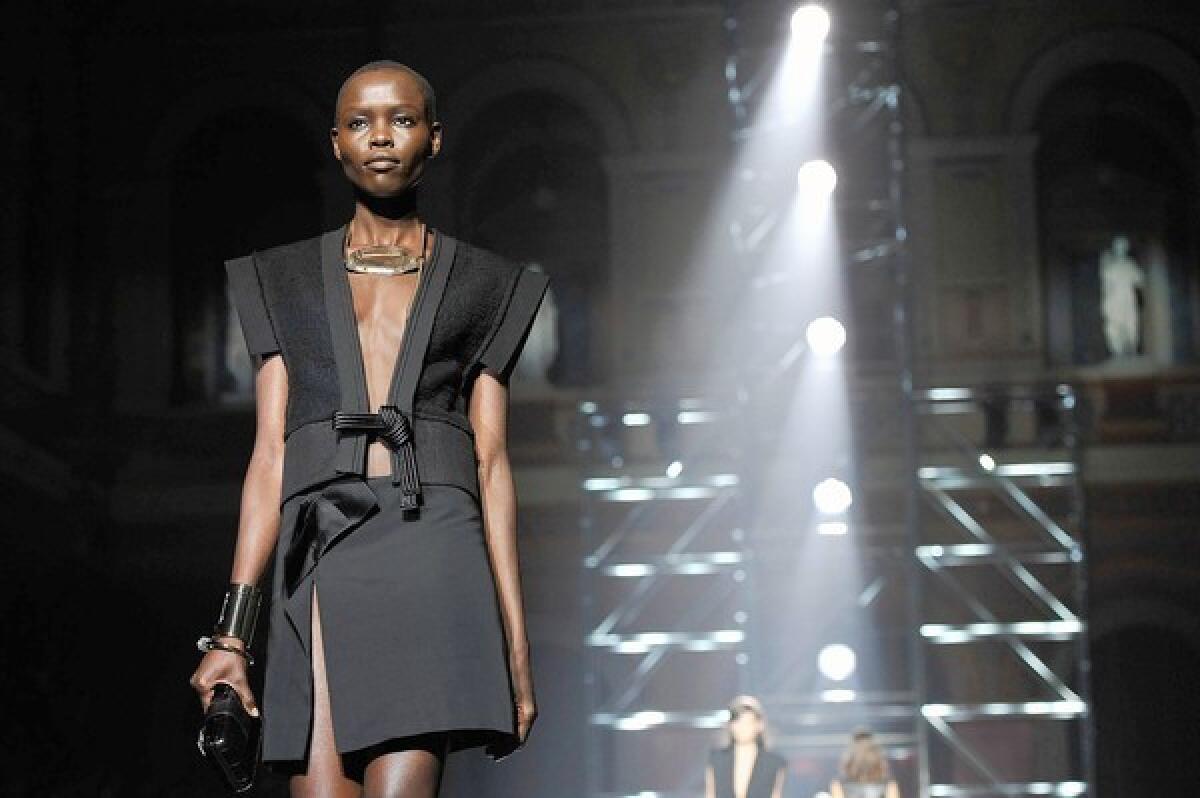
[288,585,361,798]
[288,585,449,798]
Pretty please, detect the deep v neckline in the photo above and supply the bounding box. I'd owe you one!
[339,227,439,413]
[733,746,759,798]
[322,223,458,479]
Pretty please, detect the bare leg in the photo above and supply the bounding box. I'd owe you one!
[358,733,450,798]
[289,585,362,798]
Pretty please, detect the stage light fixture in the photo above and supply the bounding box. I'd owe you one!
[820,688,856,703]
[806,316,846,356]
[817,521,848,536]
[817,643,857,681]
[666,460,684,478]
[812,477,853,515]
[796,159,837,197]
[790,4,830,44]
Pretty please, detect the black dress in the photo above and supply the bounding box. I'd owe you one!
[225,226,548,764]
[708,746,787,798]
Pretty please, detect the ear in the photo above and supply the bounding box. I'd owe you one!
[428,122,443,158]
[330,127,342,160]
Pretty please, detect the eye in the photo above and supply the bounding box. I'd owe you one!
[394,114,416,127]
[347,118,367,130]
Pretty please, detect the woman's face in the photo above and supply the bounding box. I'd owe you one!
[330,69,442,199]
[729,707,763,744]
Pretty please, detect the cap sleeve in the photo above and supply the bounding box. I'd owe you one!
[477,265,550,384]
[225,254,280,357]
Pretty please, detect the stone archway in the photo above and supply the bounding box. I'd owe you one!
[421,55,632,234]
[167,105,325,404]
[112,77,330,410]
[143,75,330,177]
[447,86,612,388]
[441,57,635,156]
[1010,30,1200,369]
[1007,28,1200,136]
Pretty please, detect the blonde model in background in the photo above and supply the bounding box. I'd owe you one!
[704,696,786,798]
[830,728,900,798]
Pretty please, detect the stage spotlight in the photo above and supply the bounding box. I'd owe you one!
[818,643,857,681]
[812,477,853,515]
[806,316,846,356]
[817,521,848,536]
[666,460,684,478]
[796,159,837,198]
[978,453,996,472]
[820,688,856,703]
[790,4,831,44]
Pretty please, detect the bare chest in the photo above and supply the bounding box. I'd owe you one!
[345,272,420,472]
[732,748,757,798]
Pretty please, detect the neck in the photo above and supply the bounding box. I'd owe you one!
[349,191,423,248]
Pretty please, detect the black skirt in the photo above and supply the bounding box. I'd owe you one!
[259,477,517,763]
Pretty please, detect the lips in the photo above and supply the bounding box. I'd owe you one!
[364,156,402,172]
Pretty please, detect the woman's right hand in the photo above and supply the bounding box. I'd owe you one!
[189,637,259,716]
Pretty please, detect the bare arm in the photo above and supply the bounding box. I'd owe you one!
[704,765,715,798]
[886,780,901,798]
[190,353,287,713]
[831,779,845,798]
[469,370,536,742]
[227,353,288,585]
[771,766,785,798]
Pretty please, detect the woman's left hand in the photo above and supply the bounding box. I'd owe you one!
[511,650,538,744]
[485,649,537,761]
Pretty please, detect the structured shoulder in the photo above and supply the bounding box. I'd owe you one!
[441,238,528,317]
[454,240,536,299]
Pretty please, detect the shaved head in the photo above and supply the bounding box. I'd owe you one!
[335,60,437,123]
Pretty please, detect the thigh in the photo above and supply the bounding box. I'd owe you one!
[289,585,362,798]
[354,733,450,798]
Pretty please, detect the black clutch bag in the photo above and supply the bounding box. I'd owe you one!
[485,731,522,762]
[197,682,261,793]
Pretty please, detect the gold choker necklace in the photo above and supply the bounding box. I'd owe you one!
[343,222,427,275]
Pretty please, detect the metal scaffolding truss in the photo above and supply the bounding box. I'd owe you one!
[579,396,752,797]
[906,386,1094,797]
[578,1,922,795]
[734,0,925,775]
[576,2,1093,795]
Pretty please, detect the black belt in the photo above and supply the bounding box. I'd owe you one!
[332,405,421,511]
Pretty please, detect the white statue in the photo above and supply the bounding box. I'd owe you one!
[1099,235,1145,358]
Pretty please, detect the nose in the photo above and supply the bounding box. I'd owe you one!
[369,122,393,147]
